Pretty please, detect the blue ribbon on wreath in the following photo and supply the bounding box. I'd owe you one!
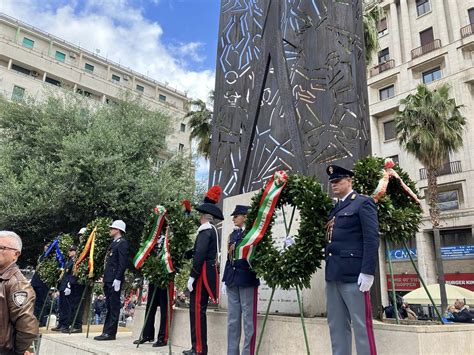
[44,236,65,269]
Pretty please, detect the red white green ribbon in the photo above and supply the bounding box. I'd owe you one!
[236,170,288,263]
[161,227,175,274]
[133,206,167,269]
[372,158,421,204]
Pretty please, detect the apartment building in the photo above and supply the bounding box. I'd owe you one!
[0,13,191,157]
[367,0,474,296]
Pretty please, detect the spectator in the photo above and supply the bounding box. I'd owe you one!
[94,294,106,325]
[452,299,473,323]
[444,305,456,320]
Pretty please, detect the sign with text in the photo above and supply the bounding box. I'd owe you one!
[387,245,474,261]
[387,273,474,292]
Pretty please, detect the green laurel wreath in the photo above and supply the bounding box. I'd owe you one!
[140,202,197,288]
[352,156,422,244]
[246,173,333,290]
[75,217,113,285]
[37,233,75,288]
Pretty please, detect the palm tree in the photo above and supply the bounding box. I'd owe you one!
[185,92,213,159]
[396,83,466,312]
[363,1,383,65]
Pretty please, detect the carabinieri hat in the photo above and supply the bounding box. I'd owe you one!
[326,165,354,182]
[196,185,225,220]
[231,205,249,216]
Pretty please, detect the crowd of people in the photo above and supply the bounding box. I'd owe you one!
[1,165,473,355]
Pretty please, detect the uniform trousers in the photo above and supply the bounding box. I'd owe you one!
[33,284,49,326]
[103,282,121,336]
[142,283,173,342]
[226,285,258,355]
[326,281,377,355]
[57,289,71,328]
[189,276,210,354]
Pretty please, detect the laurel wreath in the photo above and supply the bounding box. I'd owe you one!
[247,173,333,290]
[352,156,422,244]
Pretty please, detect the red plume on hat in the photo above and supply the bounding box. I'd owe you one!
[204,185,222,204]
[181,199,192,214]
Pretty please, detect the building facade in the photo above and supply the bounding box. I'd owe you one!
[0,13,191,157]
[367,0,474,296]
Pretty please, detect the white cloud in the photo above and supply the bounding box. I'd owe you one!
[0,0,215,100]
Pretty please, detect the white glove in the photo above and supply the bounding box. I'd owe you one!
[358,273,374,292]
[222,283,227,296]
[187,277,195,292]
[64,287,71,296]
[285,235,295,247]
[112,279,121,292]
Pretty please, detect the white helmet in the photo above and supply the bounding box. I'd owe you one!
[78,227,87,235]
[109,220,126,233]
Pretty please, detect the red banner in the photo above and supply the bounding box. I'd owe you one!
[387,273,474,292]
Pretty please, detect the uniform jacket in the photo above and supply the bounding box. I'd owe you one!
[103,237,129,283]
[0,263,38,355]
[59,257,78,291]
[190,222,219,302]
[325,191,379,283]
[30,255,47,289]
[222,228,259,288]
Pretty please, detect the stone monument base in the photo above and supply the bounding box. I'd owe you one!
[39,306,474,354]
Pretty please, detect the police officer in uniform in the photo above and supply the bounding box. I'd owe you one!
[31,242,50,327]
[222,205,259,355]
[325,165,379,355]
[0,231,38,355]
[94,220,129,341]
[183,186,224,355]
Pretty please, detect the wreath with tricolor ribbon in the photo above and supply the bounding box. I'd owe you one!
[352,156,422,243]
[137,201,197,288]
[243,172,333,290]
[74,217,113,284]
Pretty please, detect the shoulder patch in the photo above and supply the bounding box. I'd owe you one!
[12,290,28,307]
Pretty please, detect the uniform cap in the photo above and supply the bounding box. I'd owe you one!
[109,220,126,233]
[326,165,354,181]
[231,205,250,216]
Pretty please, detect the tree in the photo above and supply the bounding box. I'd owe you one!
[185,91,214,159]
[396,83,466,312]
[363,1,383,65]
[0,91,195,266]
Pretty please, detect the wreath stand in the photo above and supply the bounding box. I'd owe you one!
[256,205,311,355]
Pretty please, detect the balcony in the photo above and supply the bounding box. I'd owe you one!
[370,59,395,77]
[411,39,441,59]
[419,161,462,180]
[461,24,474,39]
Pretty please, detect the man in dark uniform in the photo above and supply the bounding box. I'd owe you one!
[94,220,129,341]
[183,185,224,355]
[31,242,50,327]
[222,205,259,355]
[325,165,379,355]
[133,237,173,347]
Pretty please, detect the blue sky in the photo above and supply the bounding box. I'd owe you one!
[0,0,221,181]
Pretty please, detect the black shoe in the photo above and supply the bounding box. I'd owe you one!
[94,333,116,341]
[133,337,154,344]
[182,350,196,355]
[62,327,82,334]
[152,339,167,347]
[51,326,67,332]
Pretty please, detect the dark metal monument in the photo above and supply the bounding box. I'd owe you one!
[210,0,370,197]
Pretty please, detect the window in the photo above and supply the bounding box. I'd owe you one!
[378,48,390,64]
[136,84,144,93]
[437,190,459,211]
[22,37,34,49]
[379,85,394,101]
[377,18,388,37]
[422,67,441,84]
[419,27,434,46]
[416,0,430,17]
[383,120,396,141]
[11,63,31,75]
[178,143,184,152]
[45,76,61,86]
[440,228,473,247]
[112,74,120,82]
[12,85,25,101]
[159,94,166,102]
[55,51,66,62]
[469,8,474,24]
[180,123,186,132]
[388,155,399,165]
[84,63,94,72]
[77,88,91,97]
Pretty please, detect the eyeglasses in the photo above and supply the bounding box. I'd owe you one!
[0,246,19,252]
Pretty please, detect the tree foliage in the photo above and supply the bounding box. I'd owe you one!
[0,91,195,266]
[363,1,383,65]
